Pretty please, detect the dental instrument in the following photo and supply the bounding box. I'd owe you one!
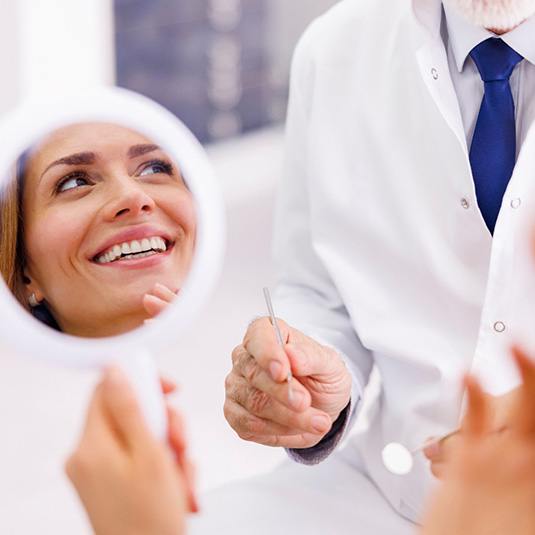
[263,287,293,402]
[382,428,459,475]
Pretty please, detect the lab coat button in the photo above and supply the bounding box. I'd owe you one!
[511,198,521,209]
[461,198,470,209]
[494,321,506,333]
[431,68,439,80]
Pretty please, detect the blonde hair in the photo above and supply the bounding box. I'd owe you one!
[0,162,29,309]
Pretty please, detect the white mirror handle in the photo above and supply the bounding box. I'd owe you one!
[114,351,167,441]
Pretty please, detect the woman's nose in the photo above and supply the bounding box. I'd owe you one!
[103,180,156,221]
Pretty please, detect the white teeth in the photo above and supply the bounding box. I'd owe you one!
[95,235,169,264]
[130,240,142,254]
[132,250,157,259]
[151,237,166,251]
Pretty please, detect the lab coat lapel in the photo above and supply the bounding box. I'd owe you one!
[412,0,467,154]
[416,42,467,154]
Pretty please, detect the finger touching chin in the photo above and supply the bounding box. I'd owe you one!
[423,440,442,461]
[143,293,166,316]
[429,461,447,480]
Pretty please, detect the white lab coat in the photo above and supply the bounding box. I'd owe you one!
[192,0,535,531]
[273,0,535,523]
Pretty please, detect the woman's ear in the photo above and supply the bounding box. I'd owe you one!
[23,269,44,305]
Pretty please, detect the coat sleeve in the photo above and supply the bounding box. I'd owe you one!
[271,20,374,464]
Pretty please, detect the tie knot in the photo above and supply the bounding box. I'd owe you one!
[470,38,523,82]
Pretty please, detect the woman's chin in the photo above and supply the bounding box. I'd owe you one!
[89,259,184,291]
[62,274,181,336]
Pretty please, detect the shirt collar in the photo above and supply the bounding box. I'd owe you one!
[411,0,442,38]
[443,2,492,72]
[443,1,535,72]
[502,16,535,66]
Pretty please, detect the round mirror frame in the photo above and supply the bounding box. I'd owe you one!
[0,87,226,368]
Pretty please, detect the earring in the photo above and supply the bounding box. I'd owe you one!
[29,293,39,307]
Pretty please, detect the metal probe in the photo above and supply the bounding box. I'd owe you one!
[263,287,293,402]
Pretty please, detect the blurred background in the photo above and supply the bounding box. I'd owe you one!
[0,1,340,533]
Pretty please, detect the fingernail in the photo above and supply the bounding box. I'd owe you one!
[291,390,305,409]
[423,441,441,459]
[270,360,282,381]
[311,415,331,433]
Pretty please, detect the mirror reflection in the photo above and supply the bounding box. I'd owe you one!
[0,122,196,337]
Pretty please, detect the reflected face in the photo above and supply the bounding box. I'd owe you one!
[21,122,196,337]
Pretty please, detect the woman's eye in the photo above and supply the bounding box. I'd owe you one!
[138,160,173,177]
[57,175,91,193]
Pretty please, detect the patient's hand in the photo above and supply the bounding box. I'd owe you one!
[421,348,535,535]
[143,283,179,319]
[424,384,522,478]
[66,367,197,535]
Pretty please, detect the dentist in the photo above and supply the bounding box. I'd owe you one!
[193,0,535,532]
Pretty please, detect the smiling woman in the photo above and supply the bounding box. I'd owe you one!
[0,122,197,337]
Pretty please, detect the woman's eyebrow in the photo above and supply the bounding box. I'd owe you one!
[40,151,97,180]
[127,144,160,158]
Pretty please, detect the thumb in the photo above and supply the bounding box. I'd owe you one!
[101,366,154,451]
[167,406,199,513]
[463,375,489,438]
[243,317,292,382]
[285,342,337,377]
[423,437,443,461]
[512,347,535,434]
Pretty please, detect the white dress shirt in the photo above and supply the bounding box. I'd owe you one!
[271,0,535,524]
[443,2,535,153]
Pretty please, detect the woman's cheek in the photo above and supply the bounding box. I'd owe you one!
[28,211,85,272]
[163,190,197,238]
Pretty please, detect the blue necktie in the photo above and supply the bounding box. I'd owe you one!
[469,38,523,234]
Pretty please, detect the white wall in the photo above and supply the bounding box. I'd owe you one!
[268,0,339,92]
[0,0,21,115]
[0,0,114,114]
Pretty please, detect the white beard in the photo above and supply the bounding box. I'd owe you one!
[444,0,535,31]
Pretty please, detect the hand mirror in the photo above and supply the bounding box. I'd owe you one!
[0,87,225,438]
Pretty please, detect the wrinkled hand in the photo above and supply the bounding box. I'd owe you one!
[421,347,535,535]
[224,317,352,449]
[143,283,179,320]
[424,382,522,478]
[66,367,198,535]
